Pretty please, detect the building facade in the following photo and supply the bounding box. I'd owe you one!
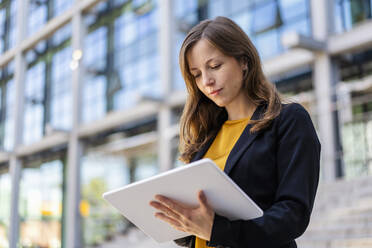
[0,0,371,247]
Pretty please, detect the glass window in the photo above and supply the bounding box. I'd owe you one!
[252,1,283,35]
[279,0,307,22]
[53,0,73,17]
[28,0,48,36]
[173,0,209,91]
[83,0,161,123]
[24,24,72,145]
[81,153,130,247]
[172,0,311,87]
[174,0,198,18]
[133,154,158,181]
[24,62,46,145]
[342,120,371,179]
[231,11,252,36]
[0,0,17,53]
[19,159,64,248]
[0,60,15,151]
[0,164,11,248]
[208,0,227,18]
[341,95,372,179]
[83,75,107,123]
[254,28,282,59]
[28,0,74,36]
[80,117,158,246]
[51,45,73,131]
[334,0,372,33]
[81,150,151,247]
[229,0,251,15]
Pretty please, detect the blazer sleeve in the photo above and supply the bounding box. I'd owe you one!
[207,104,321,247]
[174,235,194,247]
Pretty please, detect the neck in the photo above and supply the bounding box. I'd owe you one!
[225,98,257,121]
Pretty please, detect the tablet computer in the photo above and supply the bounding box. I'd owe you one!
[102,158,263,243]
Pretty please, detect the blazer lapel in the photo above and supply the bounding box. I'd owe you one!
[223,104,265,175]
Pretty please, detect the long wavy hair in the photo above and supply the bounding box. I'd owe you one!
[179,16,282,163]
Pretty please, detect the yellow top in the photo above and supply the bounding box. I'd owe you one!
[195,117,250,248]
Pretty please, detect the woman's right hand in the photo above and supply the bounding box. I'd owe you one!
[149,190,215,241]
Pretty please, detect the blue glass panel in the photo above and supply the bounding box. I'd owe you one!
[28,2,47,36]
[83,75,107,123]
[334,0,372,33]
[51,46,72,131]
[232,11,252,36]
[0,0,17,52]
[252,1,279,34]
[334,1,345,33]
[54,0,73,16]
[85,2,161,119]
[254,28,281,59]
[208,0,227,18]
[84,27,107,71]
[4,78,15,150]
[8,0,17,49]
[0,9,5,53]
[52,23,71,46]
[229,0,251,15]
[24,63,46,145]
[280,17,310,36]
[279,0,307,22]
[174,0,198,17]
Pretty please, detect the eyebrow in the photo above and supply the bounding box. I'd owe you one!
[190,57,220,71]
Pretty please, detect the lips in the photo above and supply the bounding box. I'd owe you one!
[210,88,222,95]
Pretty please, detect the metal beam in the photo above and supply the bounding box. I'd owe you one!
[0,0,103,68]
[0,152,10,164]
[90,131,158,155]
[15,132,69,157]
[64,8,85,248]
[167,90,187,107]
[158,0,173,172]
[78,102,159,138]
[9,0,28,246]
[328,20,372,55]
[262,48,314,78]
[311,0,339,181]
[281,32,326,52]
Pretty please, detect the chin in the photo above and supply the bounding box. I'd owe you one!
[213,101,227,108]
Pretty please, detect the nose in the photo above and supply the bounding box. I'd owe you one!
[202,71,214,87]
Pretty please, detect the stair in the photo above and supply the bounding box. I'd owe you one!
[95,227,178,248]
[297,176,372,248]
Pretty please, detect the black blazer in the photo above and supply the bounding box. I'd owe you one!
[174,103,321,248]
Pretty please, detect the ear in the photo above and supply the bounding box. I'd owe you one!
[239,56,248,71]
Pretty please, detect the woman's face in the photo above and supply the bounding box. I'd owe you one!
[187,39,247,108]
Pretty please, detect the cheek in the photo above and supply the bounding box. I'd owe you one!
[195,81,207,93]
[228,71,244,90]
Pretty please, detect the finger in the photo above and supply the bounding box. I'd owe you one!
[154,212,182,228]
[155,195,185,216]
[150,201,181,219]
[197,190,210,210]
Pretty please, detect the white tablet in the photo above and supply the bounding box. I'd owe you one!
[102,158,263,243]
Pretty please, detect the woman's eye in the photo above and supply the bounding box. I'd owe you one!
[193,74,200,78]
[211,64,221,69]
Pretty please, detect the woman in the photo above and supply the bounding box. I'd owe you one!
[149,16,320,248]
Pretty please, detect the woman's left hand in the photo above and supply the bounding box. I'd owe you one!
[149,190,215,241]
